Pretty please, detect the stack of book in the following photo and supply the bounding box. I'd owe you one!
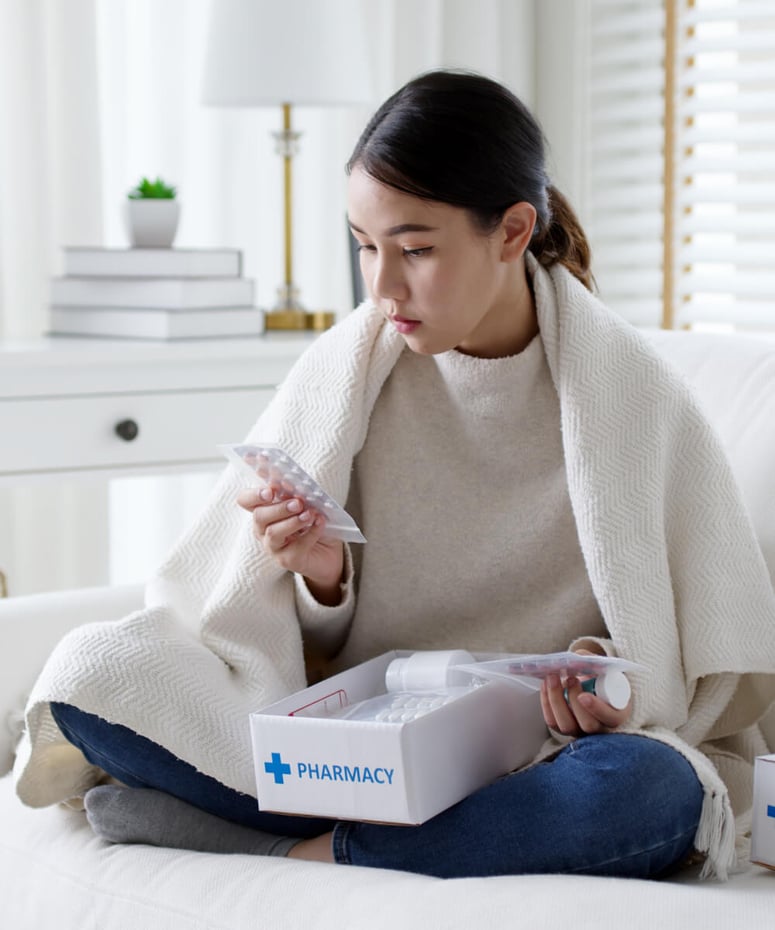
[49,247,264,340]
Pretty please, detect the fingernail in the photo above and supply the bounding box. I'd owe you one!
[286,499,302,513]
[299,510,312,523]
[259,488,273,502]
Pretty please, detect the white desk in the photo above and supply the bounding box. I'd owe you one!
[0,334,315,483]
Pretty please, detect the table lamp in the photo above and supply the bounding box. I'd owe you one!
[201,0,374,331]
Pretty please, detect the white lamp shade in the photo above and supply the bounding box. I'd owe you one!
[201,0,374,107]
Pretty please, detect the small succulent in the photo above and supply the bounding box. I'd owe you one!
[128,176,177,199]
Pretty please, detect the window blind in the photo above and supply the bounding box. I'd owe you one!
[585,1,666,326]
[674,0,775,329]
[586,0,775,329]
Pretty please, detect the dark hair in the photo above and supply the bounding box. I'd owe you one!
[347,70,593,290]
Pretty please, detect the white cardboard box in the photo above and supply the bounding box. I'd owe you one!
[250,651,548,825]
[751,753,775,870]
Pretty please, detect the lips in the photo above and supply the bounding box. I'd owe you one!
[390,314,421,335]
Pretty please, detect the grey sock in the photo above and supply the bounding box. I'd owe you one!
[84,785,300,856]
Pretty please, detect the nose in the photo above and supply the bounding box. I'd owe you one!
[369,252,409,302]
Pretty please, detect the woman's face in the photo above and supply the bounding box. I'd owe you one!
[347,166,535,358]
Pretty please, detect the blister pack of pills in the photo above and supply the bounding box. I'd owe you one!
[336,689,472,723]
[290,688,473,723]
[219,443,366,544]
[456,651,645,690]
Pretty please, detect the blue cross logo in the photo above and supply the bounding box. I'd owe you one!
[264,752,292,785]
[768,805,775,819]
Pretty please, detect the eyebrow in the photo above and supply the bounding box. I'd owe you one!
[348,220,439,237]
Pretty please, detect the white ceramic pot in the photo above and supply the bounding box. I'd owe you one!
[125,199,181,248]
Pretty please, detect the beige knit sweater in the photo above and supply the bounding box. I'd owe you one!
[14,256,775,880]
[297,335,608,668]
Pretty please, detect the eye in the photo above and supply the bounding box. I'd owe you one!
[403,247,433,258]
[356,243,377,254]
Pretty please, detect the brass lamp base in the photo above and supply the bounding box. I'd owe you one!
[264,309,336,332]
[264,283,335,332]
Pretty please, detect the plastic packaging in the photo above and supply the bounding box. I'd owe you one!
[456,651,644,710]
[219,442,366,544]
[458,651,643,684]
[335,688,472,723]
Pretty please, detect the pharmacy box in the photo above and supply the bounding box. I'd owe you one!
[250,650,548,825]
[751,753,775,870]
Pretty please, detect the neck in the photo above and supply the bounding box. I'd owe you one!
[457,261,538,359]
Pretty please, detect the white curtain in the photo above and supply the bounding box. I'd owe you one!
[0,0,539,595]
[0,0,103,341]
[0,0,109,596]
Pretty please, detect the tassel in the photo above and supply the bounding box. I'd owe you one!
[695,788,737,881]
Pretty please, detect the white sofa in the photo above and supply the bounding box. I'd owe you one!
[2,329,775,930]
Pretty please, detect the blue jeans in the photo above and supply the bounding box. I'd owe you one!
[50,702,334,839]
[51,702,703,879]
[333,732,704,878]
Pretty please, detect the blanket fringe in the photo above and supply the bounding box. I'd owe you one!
[695,787,737,881]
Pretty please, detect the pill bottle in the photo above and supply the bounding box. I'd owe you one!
[579,670,631,710]
[385,650,476,693]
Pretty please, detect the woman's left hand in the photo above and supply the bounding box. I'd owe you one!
[539,652,632,737]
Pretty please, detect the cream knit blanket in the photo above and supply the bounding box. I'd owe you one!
[14,259,775,880]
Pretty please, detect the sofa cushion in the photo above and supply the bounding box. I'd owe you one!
[2,774,773,930]
[648,330,775,587]
[0,585,144,775]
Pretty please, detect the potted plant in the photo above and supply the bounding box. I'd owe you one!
[125,176,180,247]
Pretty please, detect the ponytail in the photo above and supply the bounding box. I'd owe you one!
[531,186,594,292]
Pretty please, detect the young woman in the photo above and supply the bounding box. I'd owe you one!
[18,71,775,881]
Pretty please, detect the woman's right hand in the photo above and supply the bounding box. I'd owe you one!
[237,487,345,606]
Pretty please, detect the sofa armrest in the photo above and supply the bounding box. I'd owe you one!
[0,584,144,774]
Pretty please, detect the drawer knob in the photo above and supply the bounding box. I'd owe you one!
[115,418,139,442]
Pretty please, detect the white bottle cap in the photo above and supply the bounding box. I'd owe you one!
[384,657,409,693]
[594,670,631,710]
[385,650,475,692]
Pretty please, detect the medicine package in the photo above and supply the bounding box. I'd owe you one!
[219,443,366,544]
[251,650,549,824]
[456,651,645,690]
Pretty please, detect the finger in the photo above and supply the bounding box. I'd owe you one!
[253,496,307,536]
[544,674,580,736]
[236,487,265,511]
[540,680,558,731]
[263,509,317,552]
[290,514,327,552]
[262,499,327,550]
[564,680,607,734]
[238,483,285,517]
[270,516,328,573]
[573,691,631,731]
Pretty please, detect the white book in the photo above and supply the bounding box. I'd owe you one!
[50,276,254,309]
[49,306,265,340]
[62,247,242,278]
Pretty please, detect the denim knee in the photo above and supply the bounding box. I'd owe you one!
[333,733,704,879]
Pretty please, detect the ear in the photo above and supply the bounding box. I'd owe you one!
[499,202,537,262]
